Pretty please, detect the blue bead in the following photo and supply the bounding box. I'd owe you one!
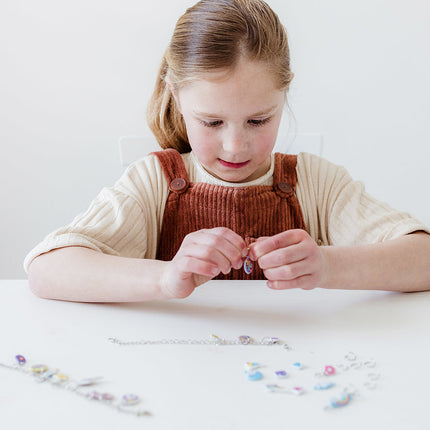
[246,370,263,381]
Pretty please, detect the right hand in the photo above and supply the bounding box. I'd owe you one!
[161,227,248,299]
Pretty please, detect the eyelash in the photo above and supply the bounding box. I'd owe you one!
[199,117,272,128]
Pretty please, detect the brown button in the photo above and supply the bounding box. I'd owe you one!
[169,178,188,192]
[277,182,293,194]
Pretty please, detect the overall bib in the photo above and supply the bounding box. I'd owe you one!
[154,149,306,280]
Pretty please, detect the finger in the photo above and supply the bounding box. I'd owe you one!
[181,243,235,275]
[258,242,309,270]
[175,254,221,279]
[207,227,248,257]
[267,275,317,290]
[192,228,247,270]
[249,229,306,260]
[263,259,312,281]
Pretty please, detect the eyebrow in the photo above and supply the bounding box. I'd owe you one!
[193,105,279,119]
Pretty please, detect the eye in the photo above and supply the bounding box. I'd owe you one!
[199,120,223,128]
[248,117,272,127]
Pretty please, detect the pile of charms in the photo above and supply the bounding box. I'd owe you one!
[244,351,380,411]
[0,354,150,417]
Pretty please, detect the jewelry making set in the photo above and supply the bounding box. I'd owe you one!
[0,260,380,416]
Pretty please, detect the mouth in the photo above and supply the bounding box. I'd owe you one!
[218,159,250,169]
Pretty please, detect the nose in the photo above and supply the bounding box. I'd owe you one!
[222,126,247,153]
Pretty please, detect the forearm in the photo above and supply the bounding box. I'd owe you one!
[320,232,430,292]
[28,247,171,302]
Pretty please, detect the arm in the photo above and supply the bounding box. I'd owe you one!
[28,247,170,302]
[249,230,430,292]
[28,227,247,302]
[320,231,430,292]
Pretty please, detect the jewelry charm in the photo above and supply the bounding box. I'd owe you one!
[121,393,141,406]
[274,370,287,379]
[243,257,253,274]
[0,354,150,417]
[266,384,285,393]
[327,392,353,409]
[245,370,263,381]
[292,362,304,370]
[290,386,305,396]
[314,382,335,390]
[324,365,336,376]
[244,362,261,371]
[30,364,49,374]
[15,355,26,365]
[238,335,251,345]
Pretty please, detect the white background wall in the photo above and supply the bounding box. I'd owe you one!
[1,0,429,279]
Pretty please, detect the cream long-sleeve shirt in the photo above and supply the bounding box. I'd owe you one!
[24,152,429,272]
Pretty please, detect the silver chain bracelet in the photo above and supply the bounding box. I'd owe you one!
[108,334,290,348]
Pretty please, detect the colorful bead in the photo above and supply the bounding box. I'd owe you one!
[275,370,287,378]
[244,362,261,371]
[329,392,352,408]
[314,382,335,390]
[238,335,251,345]
[243,257,254,274]
[121,393,140,406]
[292,362,303,370]
[52,373,69,383]
[245,370,263,381]
[30,364,48,374]
[86,390,103,400]
[15,355,26,365]
[266,384,284,393]
[291,386,304,396]
[39,369,58,380]
[324,365,336,376]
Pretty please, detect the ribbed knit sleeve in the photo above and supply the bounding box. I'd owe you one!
[23,154,167,273]
[296,152,429,246]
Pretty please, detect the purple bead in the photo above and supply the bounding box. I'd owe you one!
[15,355,26,365]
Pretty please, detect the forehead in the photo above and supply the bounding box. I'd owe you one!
[177,59,285,116]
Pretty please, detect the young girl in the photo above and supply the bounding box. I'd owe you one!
[25,0,430,301]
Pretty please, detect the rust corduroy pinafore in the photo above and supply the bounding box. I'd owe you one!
[154,149,306,280]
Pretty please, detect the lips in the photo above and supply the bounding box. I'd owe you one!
[218,159,250,169]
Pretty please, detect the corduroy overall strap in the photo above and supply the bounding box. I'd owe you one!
[152,149,305,280]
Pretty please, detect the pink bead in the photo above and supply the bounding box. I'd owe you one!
[324,365,336,376]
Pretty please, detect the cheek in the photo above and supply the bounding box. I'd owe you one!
[185,123,216,156]
[255,125,279,152]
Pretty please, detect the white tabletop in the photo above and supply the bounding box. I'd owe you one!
[1,280,429,429]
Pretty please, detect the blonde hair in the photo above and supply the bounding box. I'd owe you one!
[147,0,292,153]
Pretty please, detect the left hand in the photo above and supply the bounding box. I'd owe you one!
[248,229,326,290]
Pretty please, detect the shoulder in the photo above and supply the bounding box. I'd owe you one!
[113,153,169,206]
[297,152,351,184]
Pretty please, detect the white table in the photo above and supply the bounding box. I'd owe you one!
[1,280,429,429]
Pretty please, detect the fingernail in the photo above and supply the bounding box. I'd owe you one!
[242,248,249,258]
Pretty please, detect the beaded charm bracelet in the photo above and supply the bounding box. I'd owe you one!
[0,354,151,417]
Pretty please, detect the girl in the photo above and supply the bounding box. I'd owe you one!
[25,0,430,302]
